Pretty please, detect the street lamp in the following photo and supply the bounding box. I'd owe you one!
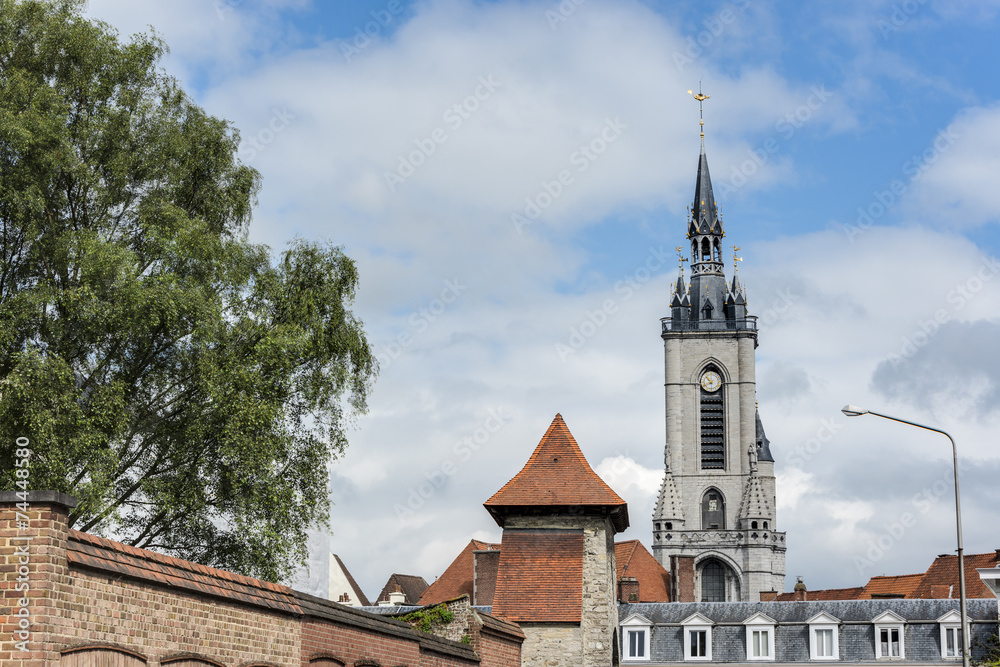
[841,405,969,667]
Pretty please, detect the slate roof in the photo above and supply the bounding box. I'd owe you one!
[418,539,500,605]
[691,139,721,234]
[331,553,371,606]
[618,598,999,624]
[491,529,583,623]
[484,413,628,532]
[620,600,999,664]
[376,573,430,604]
[616,540,671,602]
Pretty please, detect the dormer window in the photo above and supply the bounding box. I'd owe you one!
[808,612,841,660]
[873,610,906,659]
[621,613,652,662]
[744,613,776,661]
[682,613,713,661]
[937,610,963,660]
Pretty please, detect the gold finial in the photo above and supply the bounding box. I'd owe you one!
[732,245,742,275]
[675,245,689,277]
[688,83,710,139]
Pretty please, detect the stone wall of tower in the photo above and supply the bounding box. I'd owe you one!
[502,514,618,667]
[656,328,786,600]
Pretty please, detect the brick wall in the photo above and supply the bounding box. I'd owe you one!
[478,626,523,667]
[1,493,519,667]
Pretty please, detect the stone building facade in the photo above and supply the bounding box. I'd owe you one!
[652,132,786,602]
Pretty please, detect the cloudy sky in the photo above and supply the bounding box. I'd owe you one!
[82,0,1000,600]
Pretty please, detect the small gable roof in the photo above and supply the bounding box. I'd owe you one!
[484,414,628,532]
[616,540,671,602]
[873,609,907,623]
[807,611,841,624]
[417,539,499,605]
[377,573,429,605]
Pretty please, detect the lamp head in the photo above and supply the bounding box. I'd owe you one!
[841,405,869,417]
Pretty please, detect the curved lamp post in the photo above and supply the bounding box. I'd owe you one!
[841,405,969,667]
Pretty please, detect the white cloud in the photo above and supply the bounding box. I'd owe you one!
[73,0,1000,599]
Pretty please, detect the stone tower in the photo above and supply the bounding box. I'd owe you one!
[485,414,628,667]
[651,127,786,602]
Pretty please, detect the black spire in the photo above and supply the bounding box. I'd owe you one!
[690,140,722,237]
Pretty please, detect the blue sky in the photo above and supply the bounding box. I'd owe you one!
[85,0,1000,601]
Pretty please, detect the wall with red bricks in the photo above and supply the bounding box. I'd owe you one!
[1,493,520,667]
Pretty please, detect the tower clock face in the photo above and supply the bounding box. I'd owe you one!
[700,370,722,392]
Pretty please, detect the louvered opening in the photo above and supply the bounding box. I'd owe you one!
[700,385,725,469]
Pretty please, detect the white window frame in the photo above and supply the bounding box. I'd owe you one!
[873,610,906,660]
[744,612,776,661]
[621,613,652,662]
[937,610,963,660]
[682,612,714,661]
[807,612,841,661]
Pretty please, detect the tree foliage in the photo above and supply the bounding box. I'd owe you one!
[0,0,376,581]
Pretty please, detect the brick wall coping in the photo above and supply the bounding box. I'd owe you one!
[295,591,480,662]
[67,529,303,615]
[0,489,78,510]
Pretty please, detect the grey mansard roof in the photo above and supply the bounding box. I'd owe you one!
[620,599,997,624]
[619,600,999,664]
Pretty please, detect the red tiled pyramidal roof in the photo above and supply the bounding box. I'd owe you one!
[484,414,628,532]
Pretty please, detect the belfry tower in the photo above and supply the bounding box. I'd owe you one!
[651,93,786,601]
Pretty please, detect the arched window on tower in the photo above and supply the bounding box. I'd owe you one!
[700,366,725,468]
[701,238,711,261]
[701,488,725,529]
[701,559,726,602]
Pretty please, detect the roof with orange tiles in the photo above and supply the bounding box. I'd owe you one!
[909,551,1000,599]
[68,529,301,614]
[773,586,866,601]
[418,539,500,605]
[491,529,583,623]
[862,573,924,599]
[484,414,628,532]
[376,573,429,604]
[615,540,671,602]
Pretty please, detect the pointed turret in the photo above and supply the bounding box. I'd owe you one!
[690,140,722,238]
[737,472,774,530]
[755,410,774,462]
[484,414,629,532]
[653,470,684,526]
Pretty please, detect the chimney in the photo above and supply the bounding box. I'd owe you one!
[759,590,779,602]
[389,584,406,606]
[793,576,807,602]
[670,555,695,603]
[473,549,500,606]
[618,577,640,603]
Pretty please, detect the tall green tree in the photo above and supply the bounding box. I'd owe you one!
[0,0,376,582]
